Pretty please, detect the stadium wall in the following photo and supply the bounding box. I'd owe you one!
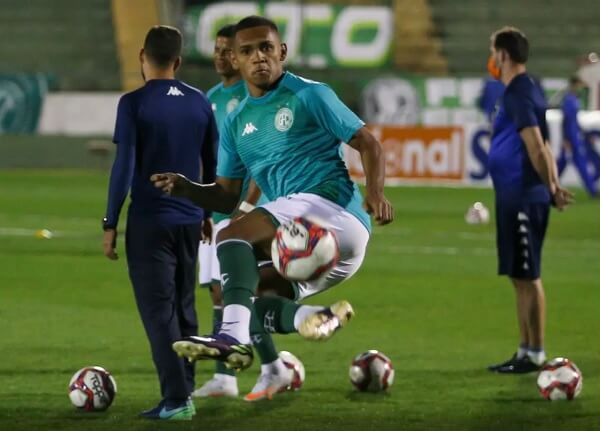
[0,135,114,170]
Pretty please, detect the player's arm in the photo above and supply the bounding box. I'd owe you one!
[347,127,393,224]
[150,174,242,214]
[520,128,573,209]
[304,84,393,225]
[103,96,136,260]
[504,91,573,209]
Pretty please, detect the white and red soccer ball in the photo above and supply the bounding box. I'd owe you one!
[279,350,305,391]
[68,366,117,411]
[271,217,339,281]
[537,357,583,401]
[349,350,395,392]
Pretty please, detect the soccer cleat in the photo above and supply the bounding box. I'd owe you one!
[243,369,294,402]
[173,334,254,371]
[187,398,196,416]
[298,300,354,341]
[487,353,519,372]
[139,399,194,420]
[192,375,239,398]
[495,355,543,374]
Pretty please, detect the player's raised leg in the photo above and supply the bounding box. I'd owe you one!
[173,209,277,370]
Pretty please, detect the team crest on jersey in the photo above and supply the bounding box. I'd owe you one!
[226,98,240,114]
[274,107,294,132]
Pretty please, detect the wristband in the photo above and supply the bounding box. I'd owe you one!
[238,201,255,213]
[102,217,116,231]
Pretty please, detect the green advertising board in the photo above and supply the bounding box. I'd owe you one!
[183,2,392,68]
[0,74,48,134]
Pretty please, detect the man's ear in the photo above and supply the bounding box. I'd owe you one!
[139,48,145,64]
[499,49,507,64]
[231,50,240,70]
[173,56,182,72]
[280,43,288,62]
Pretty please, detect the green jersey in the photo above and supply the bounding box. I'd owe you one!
[217,72,371,232]
[206,80,248,223]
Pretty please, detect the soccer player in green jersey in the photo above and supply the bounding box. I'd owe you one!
[152,16,393,399]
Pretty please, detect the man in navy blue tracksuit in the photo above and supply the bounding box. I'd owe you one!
[102,25,217,420]
[485,27,573,374]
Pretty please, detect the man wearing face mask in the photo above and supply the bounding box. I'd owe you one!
[486,27,574,374]
[103,26,217,419]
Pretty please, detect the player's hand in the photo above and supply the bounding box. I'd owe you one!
[552,186,575,211]
[363,193,394,225]
[201,218,213,243]
[103,229,118,260]
[150,172,190,197]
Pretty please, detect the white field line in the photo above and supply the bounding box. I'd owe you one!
[377,244,599,258]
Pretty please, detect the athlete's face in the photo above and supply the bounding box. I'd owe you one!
[213,36,236,78]
[233,26,287,92]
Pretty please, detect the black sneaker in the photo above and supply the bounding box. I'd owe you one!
[487,353,519,372]
[496,355,542,374]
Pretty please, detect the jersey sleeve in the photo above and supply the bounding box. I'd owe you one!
[106,95,136,228]
[216,118,246,179]
[503,89,538,131]
[112,95,137,146]
[301,84,365,143]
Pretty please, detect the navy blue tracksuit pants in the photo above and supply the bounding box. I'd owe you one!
[126,218,201,402]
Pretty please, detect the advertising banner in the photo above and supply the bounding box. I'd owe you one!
[346,126,464,183]
[0,74,48,134]
[359,76,569,127]
[345,112,600,188]
[183,2,392,68]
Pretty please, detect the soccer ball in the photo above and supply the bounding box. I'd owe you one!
[349,350,394,392]
[465,201,490,224]
[537,357,583,401]
[271,217,339,281]
[68,366,117,411]
[279,350,305,391]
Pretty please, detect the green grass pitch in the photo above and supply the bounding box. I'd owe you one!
[0,170,599,431]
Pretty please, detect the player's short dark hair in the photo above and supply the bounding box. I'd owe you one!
[492,27,529,64]
[216,24,237,39]
[143,25,182,68]
[234,15,279,35]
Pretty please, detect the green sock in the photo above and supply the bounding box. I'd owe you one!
[250,313,279,364]
[253,296,301,334]
[213,306,235,376]
[217,240,258,310]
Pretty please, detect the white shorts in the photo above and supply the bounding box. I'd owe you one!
[198,239,213,286]
[260,193,370,300]
[198,219,231,286]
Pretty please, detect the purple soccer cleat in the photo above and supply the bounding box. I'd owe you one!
[172,333,254,371]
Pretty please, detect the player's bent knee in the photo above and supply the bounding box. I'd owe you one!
[215,224,250,244]
[215,210,278,249]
